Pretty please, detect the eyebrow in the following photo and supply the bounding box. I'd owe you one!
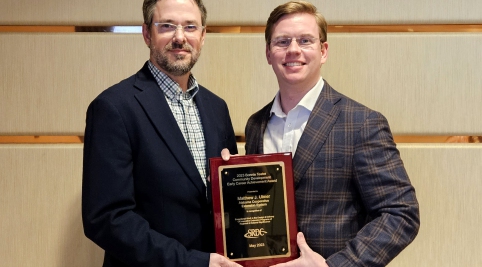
[156,19,199,25]
[272,33,316,39]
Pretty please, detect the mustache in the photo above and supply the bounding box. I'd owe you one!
[167,42,193,51]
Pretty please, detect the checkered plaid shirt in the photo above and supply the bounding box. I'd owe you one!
[148,61,207,185]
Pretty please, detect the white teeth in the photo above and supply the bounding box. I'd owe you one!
[285,62,302,67]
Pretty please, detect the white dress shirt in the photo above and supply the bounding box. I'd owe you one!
[263,78,324,157]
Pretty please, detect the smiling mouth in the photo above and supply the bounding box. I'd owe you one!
[283,62,304,67]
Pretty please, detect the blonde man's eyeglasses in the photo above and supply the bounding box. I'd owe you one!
[270,37,322,50]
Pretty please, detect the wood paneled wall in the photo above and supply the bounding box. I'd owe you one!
[2,144,481,266]
[389,144,482,266]
[2,33,481,135]
[1,0,481,266]
[2,0,482,25]
[0,145,104,267]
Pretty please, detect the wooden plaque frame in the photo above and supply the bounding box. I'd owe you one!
[209,153,298,267]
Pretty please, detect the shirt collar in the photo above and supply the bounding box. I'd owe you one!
[147,60,199,100]
[270,77,325,117]
[299,77,324,111]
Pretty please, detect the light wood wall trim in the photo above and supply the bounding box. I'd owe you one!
[0,26,75,32]
[0,136,480,144]
[0,136,83,143]
[209,24,482,33]
[2,25,482,33]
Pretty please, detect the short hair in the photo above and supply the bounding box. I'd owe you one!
[265,0,327,44]
[142,0,207,28]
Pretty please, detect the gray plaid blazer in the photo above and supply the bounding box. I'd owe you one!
[245,81,420,267]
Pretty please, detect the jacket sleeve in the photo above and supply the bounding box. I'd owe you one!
[82,96,210,267]
[326,111,420,267]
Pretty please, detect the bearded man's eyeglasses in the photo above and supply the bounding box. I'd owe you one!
[153,22,205,36]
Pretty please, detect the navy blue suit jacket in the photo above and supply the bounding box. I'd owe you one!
[82,62,238,266]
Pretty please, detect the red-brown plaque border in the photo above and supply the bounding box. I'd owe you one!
[210,153,298,267]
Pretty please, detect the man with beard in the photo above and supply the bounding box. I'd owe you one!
[82,0,240,266]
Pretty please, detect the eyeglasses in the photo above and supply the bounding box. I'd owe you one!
[270,37,322,49]
[153,22,205,36]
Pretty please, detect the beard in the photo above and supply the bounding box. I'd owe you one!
[151,41,201,77]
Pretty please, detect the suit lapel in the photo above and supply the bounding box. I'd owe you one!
[194,87,218,166]
[257,104,272,154]
[133,65,205,195]
[292,82,342,185]
[194,88,219,204]
[244,101,273,155]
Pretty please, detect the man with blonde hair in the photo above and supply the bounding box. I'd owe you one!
[242,1,420,266]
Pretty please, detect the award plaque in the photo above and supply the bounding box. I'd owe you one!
[209,153,298,267]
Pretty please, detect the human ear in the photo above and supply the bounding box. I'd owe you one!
[142,24,151,48]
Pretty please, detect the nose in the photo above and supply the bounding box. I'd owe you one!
[172,26,186,43]
[286,37,301,54]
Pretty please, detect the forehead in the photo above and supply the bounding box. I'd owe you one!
[271,13,319,37]
[153,0,202,23]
